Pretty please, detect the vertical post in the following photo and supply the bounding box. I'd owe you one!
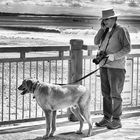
[69,39,83,84]
[68,39,83,121]
[20,51,25,59]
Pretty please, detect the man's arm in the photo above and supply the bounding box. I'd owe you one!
[113,27,131,60]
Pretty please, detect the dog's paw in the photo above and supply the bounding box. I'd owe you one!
[49,133,54,137]
[76,130,83,135]
[43,135,49,139]
[87,132,92,137]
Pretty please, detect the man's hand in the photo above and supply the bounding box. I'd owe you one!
[101,20,107,31]
[107,54,115,61]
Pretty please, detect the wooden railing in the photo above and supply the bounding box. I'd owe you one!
[0,39,140,125]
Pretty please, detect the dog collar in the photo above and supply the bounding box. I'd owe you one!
[32,81,39,93]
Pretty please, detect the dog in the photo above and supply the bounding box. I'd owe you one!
[18,78,92,138]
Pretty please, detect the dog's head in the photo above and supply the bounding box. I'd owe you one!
[18,78,39,95]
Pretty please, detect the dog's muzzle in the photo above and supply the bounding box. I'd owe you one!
[20,89,28,95]
[18,85,27,95]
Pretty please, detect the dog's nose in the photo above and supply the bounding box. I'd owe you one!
[18,85,22,90]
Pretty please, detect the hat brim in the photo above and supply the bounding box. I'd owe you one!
[99,14,119,20]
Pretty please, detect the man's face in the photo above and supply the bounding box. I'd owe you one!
[103,17,116,28]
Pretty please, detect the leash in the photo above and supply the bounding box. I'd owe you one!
[56,57,108,85]
[59,68,100,85]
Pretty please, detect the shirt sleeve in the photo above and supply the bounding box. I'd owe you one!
[114,27,131,60]
[94,28,105,45]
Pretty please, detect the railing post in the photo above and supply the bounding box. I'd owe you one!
[68,39,83,122]
[20,51,25,59]
[69,39,83,84]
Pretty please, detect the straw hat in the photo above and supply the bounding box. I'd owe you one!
[100,9,119,20]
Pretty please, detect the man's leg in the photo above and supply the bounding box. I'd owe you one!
[107,68,126,129]
[95,67,112,127]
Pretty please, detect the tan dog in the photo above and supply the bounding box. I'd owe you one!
[18,78,92,138]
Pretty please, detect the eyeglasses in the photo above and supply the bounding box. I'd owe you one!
[104,17,115,21]
[104,18,110,21]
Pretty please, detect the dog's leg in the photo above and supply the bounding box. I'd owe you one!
[79,104,92,137]
[50,110,57,137]
[43,110,52,138]
[70,107,84,134]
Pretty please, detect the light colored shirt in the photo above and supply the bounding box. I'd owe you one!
[94,24,131,69]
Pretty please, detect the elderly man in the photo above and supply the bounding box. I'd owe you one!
[94,9,131,129]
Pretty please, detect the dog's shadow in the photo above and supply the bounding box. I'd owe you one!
[25,132,83,140]
[25,127,110,140]
[0,122,110,140]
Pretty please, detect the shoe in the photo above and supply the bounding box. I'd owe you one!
[95,118,110,127]
[107,120,122,129]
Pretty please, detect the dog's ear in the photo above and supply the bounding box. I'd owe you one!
[26,79,34,91]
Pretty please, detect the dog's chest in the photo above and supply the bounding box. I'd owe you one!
[35,94,52,110]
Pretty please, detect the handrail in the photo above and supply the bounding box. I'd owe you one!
[0,44,139,59]
[83,44,140,50]
[0,45,70,59]
[0,44,139,53]
[0,45,70,53]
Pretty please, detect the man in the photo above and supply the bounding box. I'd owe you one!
[94,9,131,129]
